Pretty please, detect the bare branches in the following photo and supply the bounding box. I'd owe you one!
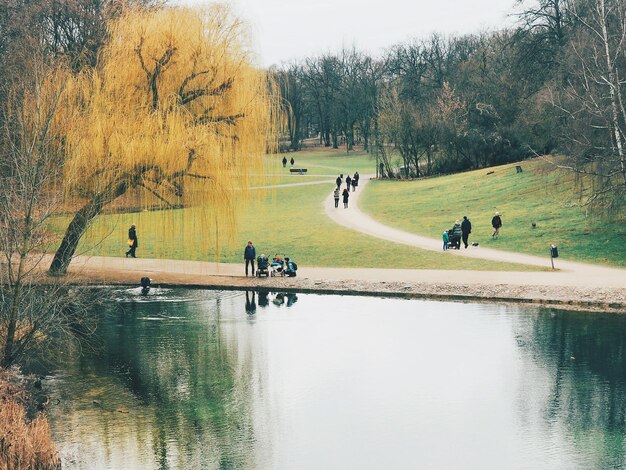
[134,36,177,110]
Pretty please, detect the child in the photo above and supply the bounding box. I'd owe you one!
[442,230,449,251]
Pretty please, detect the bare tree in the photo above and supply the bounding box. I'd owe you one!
[0,64,95,368]
[552,0,626,210]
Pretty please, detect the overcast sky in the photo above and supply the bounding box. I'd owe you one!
[186,0,519,67]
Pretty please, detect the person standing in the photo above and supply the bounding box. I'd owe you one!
[342,188,350,208]
[290,157,295,168]
[126,224,138,258]
[244,241,256,276]
[491,212,502,238]
[345,174,352,191]
[282,156,287,168]
[442,230,449,251]
[333,187,340,208]
[461,216,472,249]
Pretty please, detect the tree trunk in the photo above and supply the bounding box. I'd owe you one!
[49,174,133,275]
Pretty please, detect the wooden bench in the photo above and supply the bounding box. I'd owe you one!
[289,168,307,174]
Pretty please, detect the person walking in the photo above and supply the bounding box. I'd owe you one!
[342,188,350,208]
[333,187,340,208]
[491,212,502,238]
[442,230,449,251]
[345,174,352,191]
[461,215,472,249]
[282,156,287,168]
[290,157,295,168]
[353,171,359,190]
[126,224,138,258]
[336,174,343,188]
[244,241,256,276]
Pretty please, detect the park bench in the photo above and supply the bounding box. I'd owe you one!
[290,168,308,174]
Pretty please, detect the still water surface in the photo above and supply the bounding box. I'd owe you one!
[47,288,626,469]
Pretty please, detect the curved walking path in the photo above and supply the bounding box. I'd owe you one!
[59,174,626,310]
[323,175,626,289]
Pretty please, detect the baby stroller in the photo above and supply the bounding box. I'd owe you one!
[270,255,285,277]
[448,229,461,250]
[284,257,298,277]
[256,254,269,277]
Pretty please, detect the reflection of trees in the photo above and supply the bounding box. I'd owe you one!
[520,309,626,466]
[77,295,258,469]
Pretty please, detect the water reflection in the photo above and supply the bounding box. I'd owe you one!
[514,309,626,468]
[47,291,626,469]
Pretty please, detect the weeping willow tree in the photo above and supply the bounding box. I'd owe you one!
[49,5,279,274]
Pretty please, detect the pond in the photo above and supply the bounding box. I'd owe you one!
[47,288,626,469]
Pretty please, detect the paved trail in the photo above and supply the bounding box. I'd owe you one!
[64,174,626,292]
[323,175,626,289]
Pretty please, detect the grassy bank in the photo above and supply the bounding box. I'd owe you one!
[361,157,626,267]
[49,149,539,271]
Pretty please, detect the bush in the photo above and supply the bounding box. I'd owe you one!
[0,370,61,470]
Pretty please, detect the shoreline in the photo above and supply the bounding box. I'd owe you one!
[68,264,626,313]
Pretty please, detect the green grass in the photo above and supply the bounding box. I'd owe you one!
[361,157,626,267]
[49,149,540,271]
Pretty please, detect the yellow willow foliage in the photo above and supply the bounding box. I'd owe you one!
[54,5,281,259]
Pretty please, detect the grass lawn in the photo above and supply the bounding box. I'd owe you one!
[361,157,626,267]
[49,148,540,271]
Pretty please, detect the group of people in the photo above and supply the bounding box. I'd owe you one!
[282,156,295,168]
[442,212,503,251]
[333,172,360,208]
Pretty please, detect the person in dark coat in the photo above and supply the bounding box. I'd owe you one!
[290,157,295,167]
[126,224,138,258]
[282,156,287,168]
[461,216,472,249]
[491,212,502,238]
[353,171,359,190]
[345,175,352,191]
[244,241,256,276]
[336,174,343,188]
[342,188,350,208]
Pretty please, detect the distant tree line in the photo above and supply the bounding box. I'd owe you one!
[274,0,626,210]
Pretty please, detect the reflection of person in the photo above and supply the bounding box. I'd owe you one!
[273,293,285,306]
[244,241,256,276]
[333,187,340,208]
[126,224,138,258]
[491,212,502,238]
[342,188,349,208]
[282,156,287,168]
[286,293,298,307]
[461,216,472,249]
[245,290,257,315]
[258,290,269,307]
